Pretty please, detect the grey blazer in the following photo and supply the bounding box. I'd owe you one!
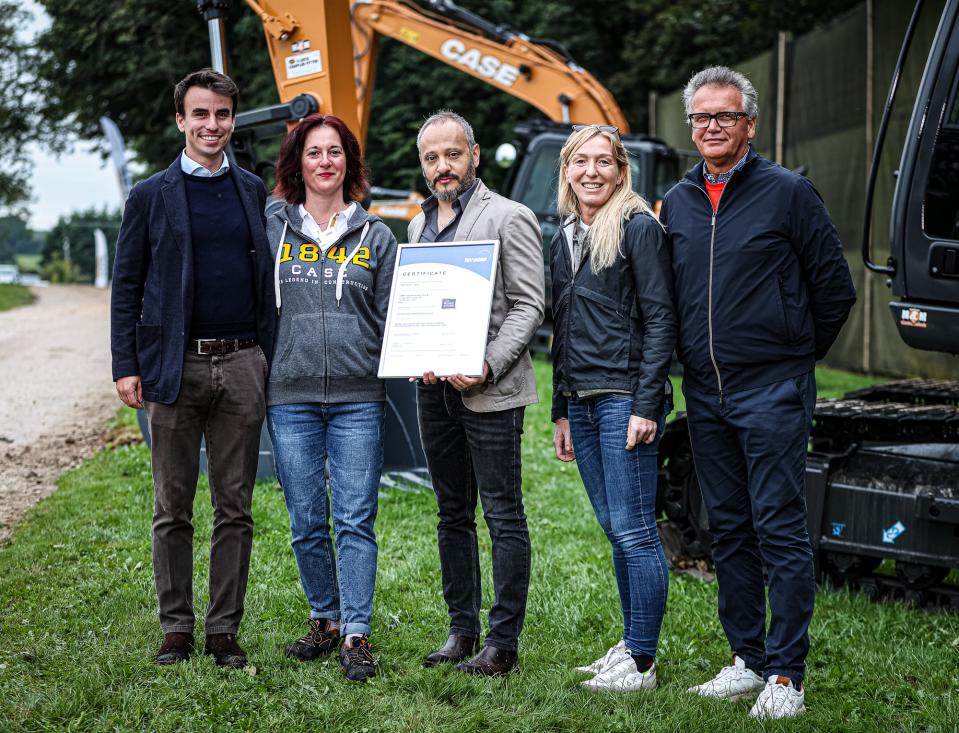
[408,179,545,412]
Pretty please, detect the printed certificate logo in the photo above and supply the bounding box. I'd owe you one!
[442,298,456,309]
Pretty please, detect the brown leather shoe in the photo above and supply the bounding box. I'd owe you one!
[423,634,480,668]
[204,633,248,669]
[457,645,519,676]
[155,632,194,665]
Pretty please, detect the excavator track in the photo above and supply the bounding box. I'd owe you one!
[813,378,959,444]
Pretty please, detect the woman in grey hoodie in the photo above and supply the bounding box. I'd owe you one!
[266,114,396,682]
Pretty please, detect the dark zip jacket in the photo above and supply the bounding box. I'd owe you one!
[550,212,677,422]
[660,146,856,397]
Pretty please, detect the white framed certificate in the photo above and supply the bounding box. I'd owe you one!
[378,239,500,378]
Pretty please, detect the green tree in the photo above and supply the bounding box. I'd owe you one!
[0,1,42,211]
[42,207,121,283]
[34,0,862,193]
[34,0,277,176]
[0,215,33,264]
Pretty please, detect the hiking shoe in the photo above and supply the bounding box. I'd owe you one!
[749,676,806,719]
[155,632,194,665]
[574,640,629,675]
[286,619,341,662]
[339,636,376,682]
[687,655,764,700]
[581,657,657,692]
[203,633,248,669]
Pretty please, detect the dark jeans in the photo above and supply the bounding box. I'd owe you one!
[683,371,817,684]
[144,346,267,635]
[416,381,530,652]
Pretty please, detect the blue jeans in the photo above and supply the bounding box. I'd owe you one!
[683,372,817,684]
[267,401,384,637]
[568,394,670,658]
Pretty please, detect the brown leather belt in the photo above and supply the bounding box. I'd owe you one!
[188,338,258,355]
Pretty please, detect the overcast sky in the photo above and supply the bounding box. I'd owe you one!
[22,0,126,231]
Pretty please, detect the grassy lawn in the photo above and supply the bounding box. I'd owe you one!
[0,361,954,732]
[0,283,33,312]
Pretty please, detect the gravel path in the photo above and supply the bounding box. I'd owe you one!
[0,285,121,542]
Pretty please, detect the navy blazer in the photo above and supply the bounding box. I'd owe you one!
[110,156,277,405]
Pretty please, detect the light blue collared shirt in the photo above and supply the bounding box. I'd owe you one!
[180,149,230,178]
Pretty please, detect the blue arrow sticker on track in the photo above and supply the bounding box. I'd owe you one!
[881,520,906,544]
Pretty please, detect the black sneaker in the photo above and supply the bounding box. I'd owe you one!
[286,619,341,662]
[339,636,377,682]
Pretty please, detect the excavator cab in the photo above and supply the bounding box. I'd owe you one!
[886,0,959,353]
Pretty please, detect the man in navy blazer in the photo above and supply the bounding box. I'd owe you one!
[111,69,275,668]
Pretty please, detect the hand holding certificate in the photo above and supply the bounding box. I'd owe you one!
[378,240,500,378]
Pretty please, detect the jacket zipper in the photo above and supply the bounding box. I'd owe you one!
[563,223,576,396]
[679,178,728,404]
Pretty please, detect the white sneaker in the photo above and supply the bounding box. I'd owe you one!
[581,657,657,692]
[749,676,806,719]
[574,640,629,675]
[687,655,765,700]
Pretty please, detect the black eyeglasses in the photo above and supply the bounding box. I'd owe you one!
[687,111,749,128]
[572,124,621,138]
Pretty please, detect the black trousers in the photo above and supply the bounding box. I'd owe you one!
[416,381,530,652]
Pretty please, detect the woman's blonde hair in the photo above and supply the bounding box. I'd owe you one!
[557,127,655,271]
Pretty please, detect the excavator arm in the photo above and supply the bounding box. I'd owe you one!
[242,0,629,147]
[350,0,629,142]
[243,0,362,135]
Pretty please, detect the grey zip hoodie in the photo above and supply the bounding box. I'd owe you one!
[266,201,397,405]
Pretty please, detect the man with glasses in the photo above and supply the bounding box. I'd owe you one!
[659,66,855,719]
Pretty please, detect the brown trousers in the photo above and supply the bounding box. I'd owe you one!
[144,345,267,635]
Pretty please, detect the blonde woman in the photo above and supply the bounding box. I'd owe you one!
[550,125,677,691]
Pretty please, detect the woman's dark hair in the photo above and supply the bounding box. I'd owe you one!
[273,114,369,204]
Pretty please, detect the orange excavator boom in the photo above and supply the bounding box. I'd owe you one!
[242,0,630,147]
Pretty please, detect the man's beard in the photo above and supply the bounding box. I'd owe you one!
[424,161,477,202]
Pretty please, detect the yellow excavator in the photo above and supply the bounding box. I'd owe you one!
[197,0,678,229]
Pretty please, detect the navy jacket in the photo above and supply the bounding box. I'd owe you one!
[660,147,856,396]
[111,157,276,405]
[550,213,677,422]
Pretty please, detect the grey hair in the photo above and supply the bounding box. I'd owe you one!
[416,109,476,152]
[682,66,759,119]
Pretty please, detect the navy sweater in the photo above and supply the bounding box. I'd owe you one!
[183,172,257,340]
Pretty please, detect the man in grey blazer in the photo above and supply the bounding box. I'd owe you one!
[111,69,275,668]
[410,110,545,676]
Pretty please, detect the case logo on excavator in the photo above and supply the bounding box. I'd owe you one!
[440,39,520,87]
